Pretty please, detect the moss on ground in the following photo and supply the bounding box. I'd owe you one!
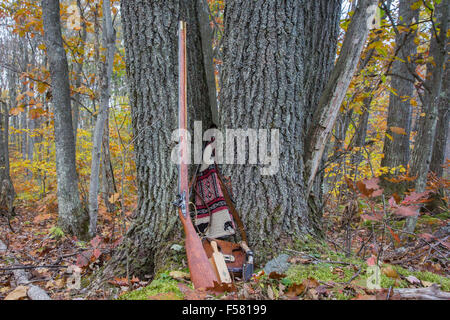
[118,271,185,300]
[283,238,449,299]
[118,235,449,300]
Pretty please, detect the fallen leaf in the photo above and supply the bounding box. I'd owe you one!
[289,256,312,264]
[405,275,421,285]
[305,288,319,300]
[169,271,190,281]
[177,283,207,300]
[286,283,305,297]
[421,280,434,287]
[352,293,377,300]
[5,286,28,300]
[382,266,399,279]
[108,277,130,287]
[268,272,286,280]
[267,285,274,300]
[0,286,10,294]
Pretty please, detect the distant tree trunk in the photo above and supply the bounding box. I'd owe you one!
[20,41,29,162]
[350,96,372,179]
[197,0,218,124]
[72,0,87,146]
[219,0,344,259]
[101,115,116,213]
[42,0,89,239]
[0,92,15,217]
[88,0,116,237]
[27,42,37,164]
[405,0,449,233]
[430,58,449,177]
[95,0,213,281]
[19,107,27,160]
[381,0,419,185]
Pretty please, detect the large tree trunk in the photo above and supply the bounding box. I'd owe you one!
[88,0,116,237]
[405,0,449,233]
[218,0,343,260]
[42,0,89,239]
[96,0,213,281]
[381,0,419,188]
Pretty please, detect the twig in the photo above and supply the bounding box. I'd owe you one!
[0,264,67,272]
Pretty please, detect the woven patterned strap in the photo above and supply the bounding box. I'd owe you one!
[214,164,248,244]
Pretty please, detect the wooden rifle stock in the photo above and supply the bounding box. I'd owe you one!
[176,21,218,290]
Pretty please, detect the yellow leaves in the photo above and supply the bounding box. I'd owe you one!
[389,126,407,135]
[410,1,422,11]
[385,133,393,141]
[1,89,8,100]
[37,82,49,94]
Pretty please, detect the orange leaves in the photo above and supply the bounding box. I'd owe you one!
[29,107,45,119]
[10,106,24,116]
[356,177,383,198]
[389,126,407,135]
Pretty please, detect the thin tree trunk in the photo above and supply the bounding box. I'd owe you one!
[101,115,116,213]
[430,58,449,177]
[405,0,449,233]
[88,0,116,237]
[381,0,419,182]
[72,0,87,146]
[305,0,377,195]
[42,0,88,239]
[0,92,15,217]
[197,0,218,125]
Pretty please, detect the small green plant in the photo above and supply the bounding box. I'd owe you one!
[49,226,65,239]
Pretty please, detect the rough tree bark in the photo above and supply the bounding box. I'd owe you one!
[101,116,117,213]
[430,57,449,177]
[88,0,116,237]
[42,0,89,239]
[0,90,15,217]
[95,0,213,281]
[381,0,419,181]
[405,0,449,233]
[218,0,342,258]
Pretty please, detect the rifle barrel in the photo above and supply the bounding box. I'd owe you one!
[177,21,218,290]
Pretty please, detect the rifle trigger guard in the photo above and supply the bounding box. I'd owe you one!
[173,191,187,217]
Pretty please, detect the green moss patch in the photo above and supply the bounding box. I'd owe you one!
[118,272,185,300]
